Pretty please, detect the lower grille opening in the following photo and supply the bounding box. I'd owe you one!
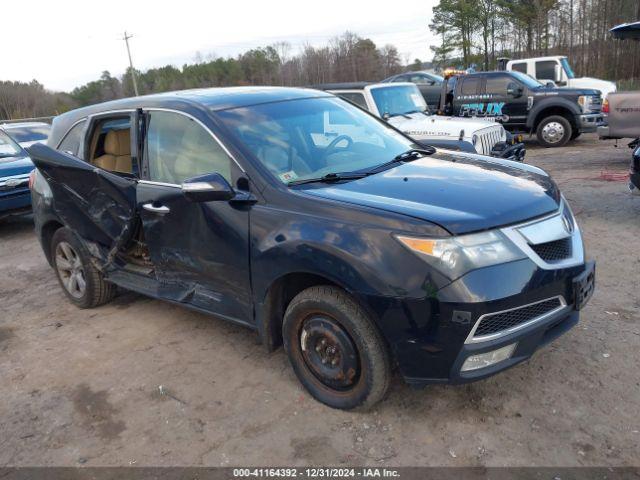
[474,297,563,337]
[530,237,573,262]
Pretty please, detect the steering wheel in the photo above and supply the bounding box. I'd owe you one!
[322,135,353,161]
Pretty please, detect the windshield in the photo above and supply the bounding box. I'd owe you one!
[509,71,545,89]
[370,85,429,117]
[3,124,50,143]
[216,97,416,184]
[560,58,575,79]
[0,130,24,157]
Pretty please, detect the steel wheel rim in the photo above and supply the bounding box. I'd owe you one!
[299,315,360,390]
[55,241,86,299]
[542,121,565,144]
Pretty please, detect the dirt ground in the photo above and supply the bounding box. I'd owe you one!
[1,134,639,467]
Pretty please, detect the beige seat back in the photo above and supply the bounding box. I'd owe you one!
[93,129,132,173]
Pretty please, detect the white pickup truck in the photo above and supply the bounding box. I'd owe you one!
[503,56,617,98]
[316,82,525,161]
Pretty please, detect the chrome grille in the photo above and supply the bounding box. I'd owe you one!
[476,128,502,155]
[472,297,564,340]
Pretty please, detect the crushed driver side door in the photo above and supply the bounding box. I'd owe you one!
[28,143,138,266]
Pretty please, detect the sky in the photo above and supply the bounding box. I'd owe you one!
[5,0,439,92]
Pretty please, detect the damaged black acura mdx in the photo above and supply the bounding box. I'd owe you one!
[29,87,595,410]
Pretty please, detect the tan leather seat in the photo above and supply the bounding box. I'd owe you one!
[93,129,132,173]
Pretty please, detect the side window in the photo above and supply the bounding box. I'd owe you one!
[86,116,136,177]
[337,92,368,110]
[144,111,232,184]
[535,61,557,80]
[391,75,408,83]
[410,74,432,85]
[511,62,527,74]
[485,75,512,95]
[58,120,86,156]
[460,77,480,96]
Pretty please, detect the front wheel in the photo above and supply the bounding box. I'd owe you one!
[283,286,391,410]
[536,115,573,147]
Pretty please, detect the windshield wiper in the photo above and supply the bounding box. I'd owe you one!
[365,147,435,174]
[288,172,369,186]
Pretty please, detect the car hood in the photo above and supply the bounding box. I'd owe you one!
[387,113,498,139]
[0,155,34,178]
[302,152,560,235]
[570,77,617,96]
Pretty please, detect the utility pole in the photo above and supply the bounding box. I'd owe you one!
[123,31,140,96]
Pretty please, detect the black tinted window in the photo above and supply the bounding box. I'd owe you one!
[485,76,512,95]
[460,78,480,95]
[58,120,86,156]
[337,92,368,110]
[511,62,527,73]
[535,61,557,80]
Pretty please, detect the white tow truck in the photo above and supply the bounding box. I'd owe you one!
[316,82,525,161]
[502,56,617,98]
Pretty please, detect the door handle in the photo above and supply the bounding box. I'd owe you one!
[143,203,170,214]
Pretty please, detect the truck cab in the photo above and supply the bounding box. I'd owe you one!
[441,71,604,148]
[505,56,617,98]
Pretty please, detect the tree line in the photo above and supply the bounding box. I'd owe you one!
[0,32,405,120]
[430,0,640,88]
[1,5,639,122]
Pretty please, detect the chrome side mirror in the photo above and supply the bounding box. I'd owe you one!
[181,172,235,202]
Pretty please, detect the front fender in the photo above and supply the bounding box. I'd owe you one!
[526,97,581,129]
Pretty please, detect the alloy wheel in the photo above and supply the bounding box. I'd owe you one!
[55,241,86,299]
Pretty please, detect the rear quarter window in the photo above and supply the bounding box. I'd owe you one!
[58,120,87,156]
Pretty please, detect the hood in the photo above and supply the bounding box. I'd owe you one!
[387,113,498,140]
[302,152,560,235]
[569,77,617,96]
[0,155,34,178]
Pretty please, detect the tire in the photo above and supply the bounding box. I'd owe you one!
[282,285,391,410]
[51,227,116,308]
[536,115,573,148]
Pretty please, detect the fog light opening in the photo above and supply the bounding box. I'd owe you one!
[461,343,517,372]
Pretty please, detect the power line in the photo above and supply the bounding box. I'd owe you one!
[122,31,140,96]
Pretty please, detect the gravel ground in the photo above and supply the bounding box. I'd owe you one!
[1,134,639,467]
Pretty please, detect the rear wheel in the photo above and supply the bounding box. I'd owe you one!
[283,286,391,410]
[536,115,573,147]
[51,228,116,308]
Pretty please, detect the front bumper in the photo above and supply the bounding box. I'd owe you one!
[385,259,594,387]
[490,141,526,162]
[577,113,605,133]
[0,188,32,219]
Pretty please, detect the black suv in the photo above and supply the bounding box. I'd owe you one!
[382,71,444,109]
[440,71,604,147]
[29,87,594,409]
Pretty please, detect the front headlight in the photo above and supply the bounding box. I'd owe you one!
[396,230,526,279]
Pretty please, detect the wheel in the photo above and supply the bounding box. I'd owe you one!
[51,227,116,308]
[536,115,573,147]
[283,285,391,410]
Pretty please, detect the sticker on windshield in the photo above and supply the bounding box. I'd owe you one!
[279,171,298,182]
[410,93,423,106]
